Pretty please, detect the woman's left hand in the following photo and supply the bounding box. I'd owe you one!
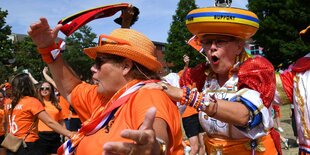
[103,107,161,155]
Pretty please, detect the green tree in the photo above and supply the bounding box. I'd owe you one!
[13,36,45,80]
[248,0,310,68]
[63,25,97,81]
[0,8,14,83]
[165,0,204,72]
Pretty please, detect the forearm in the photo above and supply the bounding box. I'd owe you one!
[46,119,71,137]
[43,71,57,89]
[47,57,81,100]
[209,100,250,126]
[38,111,71,137]
[153,118,170,155]
[28,74,39,85]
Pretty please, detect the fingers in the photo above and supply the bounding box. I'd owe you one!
[141,83,162,90]
[104,107,157,155]
[40,17,48,25]
[139,107,156,130]
[53,24,63,39]
[103,142,134,155]
[28,17,48,35]
[209,94,217,103]
[120,107,156,144]
[121,130,149,145]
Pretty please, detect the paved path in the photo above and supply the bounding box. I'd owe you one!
[279,104,299,155]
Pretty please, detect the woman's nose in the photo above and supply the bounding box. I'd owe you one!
[210,40,217,48]
[90,65,98,74]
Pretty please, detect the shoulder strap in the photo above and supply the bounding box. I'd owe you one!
[23,117,38,140]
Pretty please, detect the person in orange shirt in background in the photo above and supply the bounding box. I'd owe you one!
[28,6,183,155]
[43,66,81,132]
[37,81,65,155]
[0,90,6,155]
[0,82,12,155]
[5,73,72,155]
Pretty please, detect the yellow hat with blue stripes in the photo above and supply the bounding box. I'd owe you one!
[186,7,259,40]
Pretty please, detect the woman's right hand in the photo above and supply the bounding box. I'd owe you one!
[27,17,62,48]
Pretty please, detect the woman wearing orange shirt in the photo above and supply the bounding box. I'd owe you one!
[28,12,184,154]
[6,73,72,155]
[37,81,65,155]
[0,90,6,155]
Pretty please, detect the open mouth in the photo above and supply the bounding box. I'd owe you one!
[211,55,219,64]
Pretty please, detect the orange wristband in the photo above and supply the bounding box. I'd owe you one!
[37,43,58,55]
[37,42,63,64]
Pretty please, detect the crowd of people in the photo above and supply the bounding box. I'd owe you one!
[0,2,309,155]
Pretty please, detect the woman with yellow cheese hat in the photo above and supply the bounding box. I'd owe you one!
[150,1,281,154]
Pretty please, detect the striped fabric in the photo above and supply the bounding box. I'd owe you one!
[186,11,259,28]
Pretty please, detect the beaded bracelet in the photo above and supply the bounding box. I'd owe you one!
[189,89,198,107]
[180,87,191,105]
[180,87,218,116]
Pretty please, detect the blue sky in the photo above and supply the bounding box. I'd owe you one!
[0,0,247,43]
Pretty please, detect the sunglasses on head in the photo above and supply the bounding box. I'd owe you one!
[40,86,50,91]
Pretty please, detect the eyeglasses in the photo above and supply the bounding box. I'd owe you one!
[40,86,50,91]
[202,38,235,49]
[94,57,109,69]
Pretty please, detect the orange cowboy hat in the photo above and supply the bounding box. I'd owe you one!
[84,28,162,72]
[300,25,310,42]
[186,7,259,40]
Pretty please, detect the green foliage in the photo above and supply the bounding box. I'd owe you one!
[13,37,45,80]
[165,0,204,72]
[248,0,310,68]
[0,7,97,83]
[63,25,97,81]
[0,8,44,83]
[0,8,14,83]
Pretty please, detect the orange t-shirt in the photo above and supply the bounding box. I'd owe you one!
[6,96,44,142]
[71,82,184,155]
[0,109,5,136]
[58,96,80,119]
[4,98,12,105]
[38,100,64,132]
[58,96,70,120]
[70,113,80,119]
[182,106,198,118]
[70,82,106,123]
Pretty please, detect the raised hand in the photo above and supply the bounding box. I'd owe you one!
[27,17,62,48]
[183,54,190,67]
[43,66,49,74]
[103,107,161,155]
